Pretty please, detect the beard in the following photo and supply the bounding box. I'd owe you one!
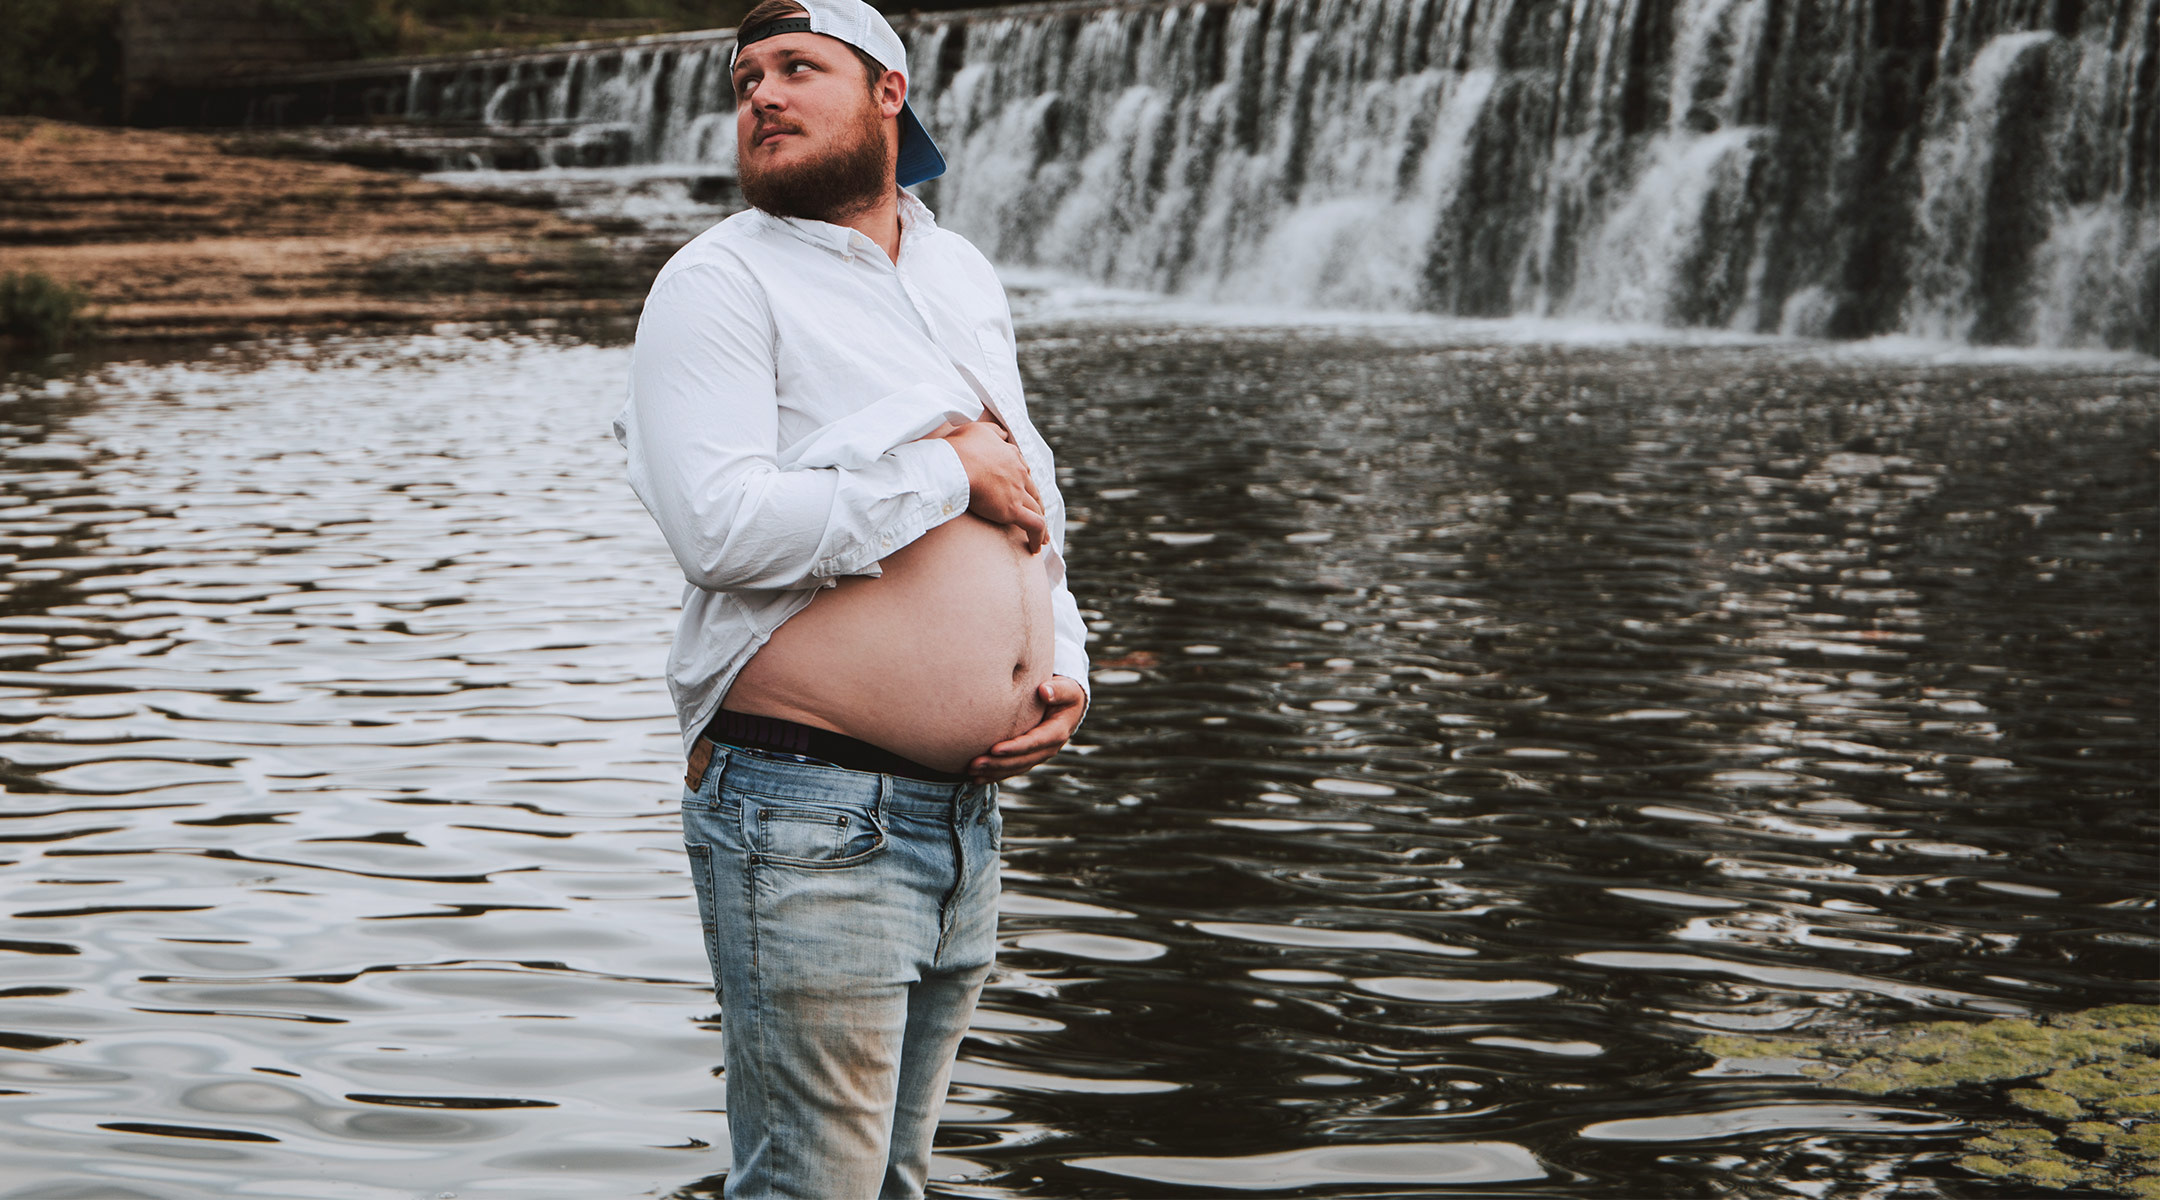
[738,101,892,223]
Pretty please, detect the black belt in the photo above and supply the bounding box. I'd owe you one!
[686,708,970,787]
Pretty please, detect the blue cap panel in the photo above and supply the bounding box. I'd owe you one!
[897,101,946,187]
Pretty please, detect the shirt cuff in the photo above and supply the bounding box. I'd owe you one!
[900,434,971,525]
[1054,641,1091,705]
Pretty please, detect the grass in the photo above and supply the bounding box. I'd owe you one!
[0,271,93,351]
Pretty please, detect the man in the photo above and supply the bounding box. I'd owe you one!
[611,0,1089,1195]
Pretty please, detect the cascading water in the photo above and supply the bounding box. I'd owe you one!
[388,34,739,166]
[267,0,2157,351]
[899,0,2155,352]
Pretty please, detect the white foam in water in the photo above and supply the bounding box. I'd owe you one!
[996,263,2158,370]
[998,263,1791,345]
[428,165,735,238]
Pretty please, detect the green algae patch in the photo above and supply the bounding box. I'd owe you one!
[1699,1005,2160,1196]
[2013,1088,2086,1119]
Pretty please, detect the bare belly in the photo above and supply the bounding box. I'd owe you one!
[723,514,1055,773]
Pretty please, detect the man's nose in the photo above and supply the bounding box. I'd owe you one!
[744,77,783,111]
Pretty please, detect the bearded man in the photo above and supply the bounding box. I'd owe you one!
[611,0,1089,1195]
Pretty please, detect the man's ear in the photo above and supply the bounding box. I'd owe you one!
[879,68,907,121]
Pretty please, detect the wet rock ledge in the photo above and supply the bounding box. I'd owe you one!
[0,118,674,342]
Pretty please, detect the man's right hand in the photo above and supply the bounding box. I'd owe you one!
[938,419,1046,554]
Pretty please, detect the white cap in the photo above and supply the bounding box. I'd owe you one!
[729,0,946,187]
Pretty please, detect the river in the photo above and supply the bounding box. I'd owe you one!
[0,298,2153,1197]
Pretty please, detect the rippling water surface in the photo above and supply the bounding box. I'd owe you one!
[0,317,2152,1199]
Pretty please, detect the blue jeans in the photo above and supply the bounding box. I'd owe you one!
[681,742,1002,1200]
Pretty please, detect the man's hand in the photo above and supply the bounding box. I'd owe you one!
[939,419,1046,554]
[968,675,1086,783]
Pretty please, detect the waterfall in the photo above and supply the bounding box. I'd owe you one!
[899,0,2155,352]
[378,32,738,167]
[281,0,2159,352]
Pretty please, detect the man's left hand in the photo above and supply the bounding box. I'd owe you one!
[968,675,1087,783]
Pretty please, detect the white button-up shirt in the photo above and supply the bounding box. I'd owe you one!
[614,190,1089,753]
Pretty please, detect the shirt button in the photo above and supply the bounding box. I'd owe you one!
[942,504,953,514]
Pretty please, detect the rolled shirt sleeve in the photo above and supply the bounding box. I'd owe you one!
[617,259,971,593]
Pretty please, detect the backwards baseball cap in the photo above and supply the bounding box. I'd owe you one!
[729,0,947,188]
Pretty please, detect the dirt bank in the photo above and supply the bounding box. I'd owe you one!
[0,119,673,342]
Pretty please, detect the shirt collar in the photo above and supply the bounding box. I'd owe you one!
[757,189,940,262]
[897,189,938,236]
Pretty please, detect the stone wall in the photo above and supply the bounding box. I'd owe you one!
[121,0,355,121]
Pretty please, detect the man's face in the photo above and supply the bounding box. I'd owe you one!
[731,32,899,222]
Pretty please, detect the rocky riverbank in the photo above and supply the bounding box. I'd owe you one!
[0,118,676,343]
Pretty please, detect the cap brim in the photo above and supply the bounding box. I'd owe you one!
[896,100,945,188]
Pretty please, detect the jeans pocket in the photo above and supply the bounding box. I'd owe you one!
[749,798,885,868]
[683,841,723,998]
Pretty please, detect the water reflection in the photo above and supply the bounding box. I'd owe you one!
[0,322,2151,1198]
